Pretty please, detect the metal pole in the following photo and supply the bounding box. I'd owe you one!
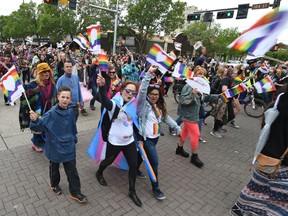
[112,0,119,55]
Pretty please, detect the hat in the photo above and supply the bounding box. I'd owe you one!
[247,59,258,64]
[37,63,51,75]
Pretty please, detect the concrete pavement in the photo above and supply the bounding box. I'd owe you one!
[0,90,261,216]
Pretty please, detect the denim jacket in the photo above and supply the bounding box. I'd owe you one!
[137,72,181,140]
[178,84,201,123]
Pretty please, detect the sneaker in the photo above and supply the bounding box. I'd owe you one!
[160,132,164,136]
[80,109,88,116]
[90,105,95,111]
[152,188,166,200]
[70,193,87,203]
[219,127,227,133]
[228,120,240,129]
[51,186,62,195]
[137,170,146,179]
[210,131,223,139]
[230,204,246,216]
[199,137,206,143]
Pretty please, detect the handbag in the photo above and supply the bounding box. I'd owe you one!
[256,147,288,175]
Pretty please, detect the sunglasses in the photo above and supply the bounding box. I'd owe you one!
[109,71,116,74]
[124,88,137,96]
[42,70,50,73]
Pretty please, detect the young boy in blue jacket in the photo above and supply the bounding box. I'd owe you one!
[29,86,87,204]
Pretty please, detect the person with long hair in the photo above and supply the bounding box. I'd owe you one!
[19,62,57,153]
[95,75,142,207]
[137,65,181,200]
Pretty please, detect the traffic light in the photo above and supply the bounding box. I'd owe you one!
[217,11,234,19]
[59,0,68,4]
[69,0,77,10]
[203,12,213,22]
[273,0,281,8]
[187,14,201,21]
[236,4,249,19]
[44,0,58,5]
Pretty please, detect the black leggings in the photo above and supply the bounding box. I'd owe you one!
[98,141,138,191]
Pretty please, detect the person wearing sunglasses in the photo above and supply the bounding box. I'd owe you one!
[137,65,181,200]
[95,74,142,207]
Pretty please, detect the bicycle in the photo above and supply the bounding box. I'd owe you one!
[172,79,186,104]
[242,87,266,118]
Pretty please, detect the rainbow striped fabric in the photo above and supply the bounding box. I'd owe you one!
[86,23,101,54]
[228,8,288,56]
[164,76,175,83]
[0,65,24,105]
[227,83,247,98]
[147,44,176,73]
[98,53,108,72]
[253,76,276,93]
[219,93,229,103]
[73,33,90,50]
[173,62,193,79]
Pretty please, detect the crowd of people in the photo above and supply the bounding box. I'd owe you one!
[0,42,287,214]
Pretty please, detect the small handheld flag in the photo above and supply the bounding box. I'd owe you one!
[98,53,109,72]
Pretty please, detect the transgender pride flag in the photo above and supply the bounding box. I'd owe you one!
[87,23,101,54]
[147,44,176,74]
[0,65,24,105]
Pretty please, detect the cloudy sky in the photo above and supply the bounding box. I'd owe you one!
[1,0,288,43]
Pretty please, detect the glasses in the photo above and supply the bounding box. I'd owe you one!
[149,84,160,89]
[109,71,116,74]
[149,93,159,97]
[124,88,137,96]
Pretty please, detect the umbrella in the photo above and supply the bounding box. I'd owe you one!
[252,93,284,164]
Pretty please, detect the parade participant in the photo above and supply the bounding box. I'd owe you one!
[122,52,140,82]
[29,86,87,204]
[19,62,57,153]
[95,74,142,207]
[176,81,204,168]
[0,54,14,105]
[137,65,181,200]
[230,91,288,216]
[18,51,31,84]
[56,61,84,120]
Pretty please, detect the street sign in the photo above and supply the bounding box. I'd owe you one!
[252,3,270,9]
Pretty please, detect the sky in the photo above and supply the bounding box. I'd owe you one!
[1,0,288,43]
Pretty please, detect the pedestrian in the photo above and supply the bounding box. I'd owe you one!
[176,82,204,168]
[56,61,86,120]
[29,86,87,204]
[19,62,57,153]
[95,74,142,207]
[122,52,140,82]
[137,65,181,200]
[0,54,14,105]
[230,91,288,216]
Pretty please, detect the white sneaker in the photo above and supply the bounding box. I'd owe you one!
[210,131,223,139]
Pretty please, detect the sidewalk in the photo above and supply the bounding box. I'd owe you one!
[0,91,260,216]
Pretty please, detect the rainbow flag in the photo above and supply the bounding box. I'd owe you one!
[164,76,175,83]
[137,141,157,183]
[253,76,276,93]
[98,53,108,72]
[219,93,229,103]
[227,83,247,98]
[86,23,101,54]
[228,8,288,56]
[172,62,193,79]
[0,65,24,105]
[169,51,177,58]
[112,78,121,87]
[147,44,176,74]
[73,33,90,50]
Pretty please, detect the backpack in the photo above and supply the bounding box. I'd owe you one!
[210,76,222,94]
[101,106,120,142]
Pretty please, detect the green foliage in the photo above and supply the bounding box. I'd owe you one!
[266,50,288,66]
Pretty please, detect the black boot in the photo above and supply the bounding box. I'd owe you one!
[96,171,107,186]
[128,190,142,207]
[190,154,204,168]
[176,146,189,158]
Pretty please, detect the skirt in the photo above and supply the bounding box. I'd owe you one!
[236,166,288,216]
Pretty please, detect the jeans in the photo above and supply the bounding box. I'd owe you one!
[50,159,81,195]
[31,133,46,149]
[138,137,160,189]
[90,83,98,107]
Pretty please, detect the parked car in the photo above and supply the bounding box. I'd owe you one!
[226,60,241,68]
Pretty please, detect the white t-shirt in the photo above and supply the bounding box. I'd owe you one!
[108,102,134,146]
[145,107,162,139]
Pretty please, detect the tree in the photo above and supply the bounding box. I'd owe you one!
[126,0,186,53]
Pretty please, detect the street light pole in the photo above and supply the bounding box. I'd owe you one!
[112,0,119,55]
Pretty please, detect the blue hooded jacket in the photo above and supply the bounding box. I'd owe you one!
[30,104,77,163]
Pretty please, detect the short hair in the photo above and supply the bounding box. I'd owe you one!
[57,86,71,95]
